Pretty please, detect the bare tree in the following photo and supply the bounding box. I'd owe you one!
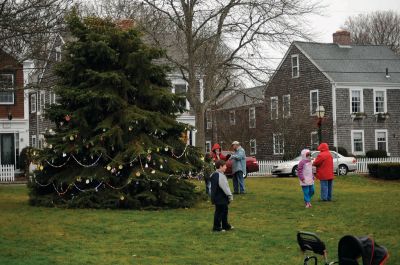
[139,0,320,150]
[344,11,400,55]
[76,0,319,150]
[78,0,144,20]
[0,0,71,61]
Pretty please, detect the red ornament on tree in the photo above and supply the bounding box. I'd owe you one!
[65,115,71,122]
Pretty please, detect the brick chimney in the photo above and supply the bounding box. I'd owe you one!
[333,30,351,46]
[116,19,135,31]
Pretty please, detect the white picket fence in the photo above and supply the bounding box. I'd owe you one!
[248,160,286,176]
[0,165,15,182]
[356,157,400,173]
[248,157,400,176]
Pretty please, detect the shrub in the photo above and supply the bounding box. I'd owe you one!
[367,163,379,178]
[367,163,400,180]
[330,146,348,156]
[366,150,387,158]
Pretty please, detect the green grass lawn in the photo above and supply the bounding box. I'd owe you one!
[1,175,399,265]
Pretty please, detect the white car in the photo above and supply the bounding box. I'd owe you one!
[271,151,357,176]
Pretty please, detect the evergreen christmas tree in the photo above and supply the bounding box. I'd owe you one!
[28,12,205,209]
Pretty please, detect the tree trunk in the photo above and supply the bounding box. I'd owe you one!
[195,106,206,151]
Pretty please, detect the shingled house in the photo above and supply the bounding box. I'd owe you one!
[264,30,400,159]
[205,86,267,159]
[28,34,64,149]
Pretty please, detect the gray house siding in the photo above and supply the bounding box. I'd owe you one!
[264,45,334,160]
[335,87,400,156]
[206,103,267,160]
[205,87,267,159]
[29,35,63,148]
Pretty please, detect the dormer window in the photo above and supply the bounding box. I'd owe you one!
[291,54,299,78]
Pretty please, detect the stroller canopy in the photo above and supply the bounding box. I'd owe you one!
[338,235,389,265]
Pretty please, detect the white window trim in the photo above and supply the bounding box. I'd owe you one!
[31,135,37,148]
[50,91,57,105]
[30,93,37,113]
[270,96,278,120]
[249,107,256,128]
[283,94,291,118]
[373,89,387,114]
[55,46,62,62]
[38,134,45,149]
[0,73,15,104]
[273,133,284,155]
[291,54,299,78]
[311,131,318,150]
[349,88,364,113]
[172,83,189,110]
[351,130,365,155]
[38,91,46,114]
[229,110,236,125]
[375,129,389,155]
[205,141,211,153]
[206,109,212,129]
[250,139,257,155]
[310,89,319,116]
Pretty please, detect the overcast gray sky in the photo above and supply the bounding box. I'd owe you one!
[309,0,400,43]
[258,0,400,81]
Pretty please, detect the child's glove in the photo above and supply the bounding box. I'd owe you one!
[300,177,305,182]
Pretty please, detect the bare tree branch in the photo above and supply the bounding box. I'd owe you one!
[0,0,72,61]
[344,10,400,55]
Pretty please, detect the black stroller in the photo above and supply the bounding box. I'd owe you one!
[297,231,389,265]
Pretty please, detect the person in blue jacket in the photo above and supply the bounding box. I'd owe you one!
[229,141,246,194]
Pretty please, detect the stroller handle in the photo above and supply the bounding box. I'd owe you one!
[297,231,327,256]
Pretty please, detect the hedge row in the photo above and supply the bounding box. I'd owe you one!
[366,150,388,158]
[367,163,400,180]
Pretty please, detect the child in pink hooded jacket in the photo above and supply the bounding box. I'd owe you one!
[298,149,315,208]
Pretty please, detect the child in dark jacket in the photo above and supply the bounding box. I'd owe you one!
[210,160,233,232]
[298,149,315,208]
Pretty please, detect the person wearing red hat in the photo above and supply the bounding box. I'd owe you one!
[313,142,334,201]
[210,143,228,162]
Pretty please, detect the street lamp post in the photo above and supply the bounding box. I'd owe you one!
[316,105,325,144]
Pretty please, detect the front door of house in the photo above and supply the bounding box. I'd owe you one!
[0,134,15,165]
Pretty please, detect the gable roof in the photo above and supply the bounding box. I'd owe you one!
[294,41,400,85]
[218,86,265,110]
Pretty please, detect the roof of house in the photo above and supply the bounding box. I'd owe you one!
[218,85,265,110]
[294,41,400,84]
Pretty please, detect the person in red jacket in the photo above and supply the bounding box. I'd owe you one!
[313,142,334,201]
[210,143,228,162]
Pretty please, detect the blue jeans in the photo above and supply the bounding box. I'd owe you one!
[320,180,333,201]
[301,185,315,203]
[233,171,245,193]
